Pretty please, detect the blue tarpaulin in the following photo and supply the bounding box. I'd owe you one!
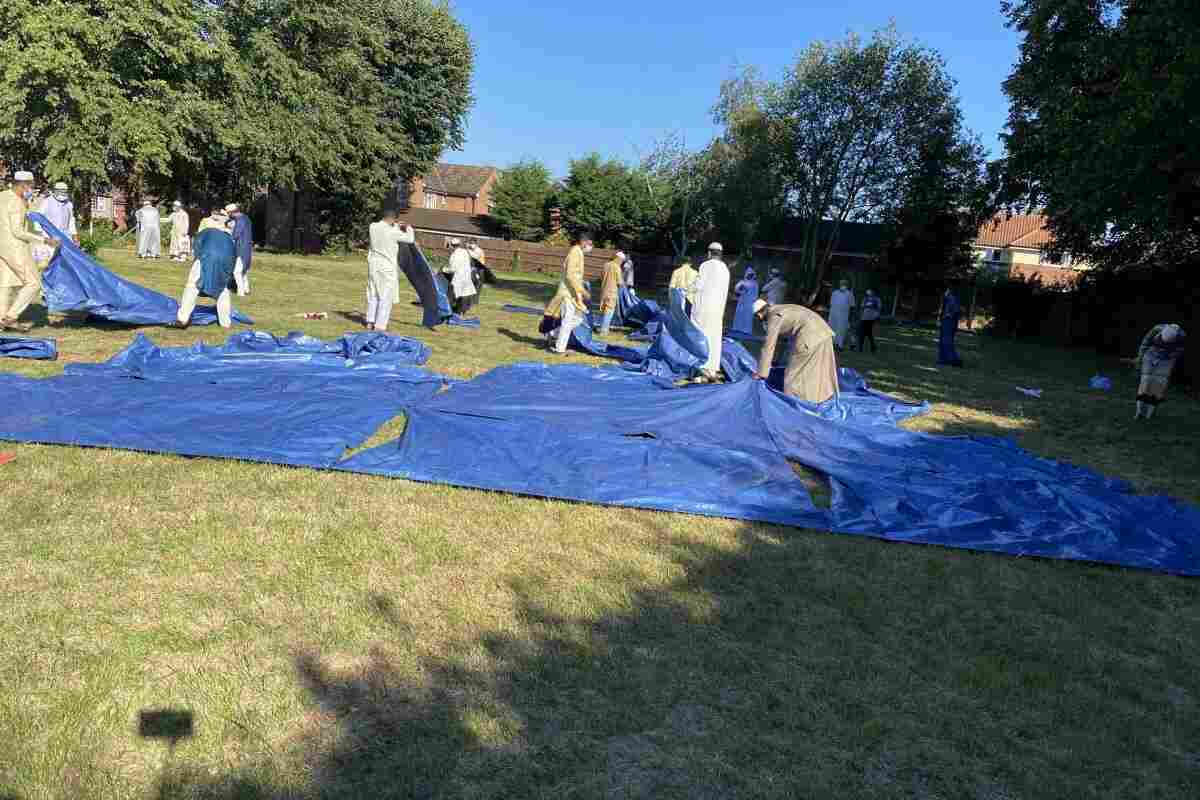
[0,336,57,360]
[30,213,252,327]
[0,333,1196,575]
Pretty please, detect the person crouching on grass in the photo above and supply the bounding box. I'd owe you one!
[1134,323,1186,420]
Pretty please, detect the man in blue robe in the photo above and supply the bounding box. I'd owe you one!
[226,203,252,296]
[173,227,236,329]
[938,288,964,367]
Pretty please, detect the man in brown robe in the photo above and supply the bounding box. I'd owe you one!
[752,299,839,404]
[597,250,623,334]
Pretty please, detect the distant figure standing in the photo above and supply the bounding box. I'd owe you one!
[226,204,253,296]
[1134,323,1186,420]
[668,259,699,315]
[761,267,787,305]
[938,288,964,367]
[731,267,759,335]
[691,242,730,381]
[621,253,636,290]
[542,231,593,354]
[447,238,476,314]
[597,250,623,334]
[828,280,855,349]
[135,200,164,259]
[857,288,882,353]
[364,208,410,332]
[168,201,191,262]
[752,300,838,404]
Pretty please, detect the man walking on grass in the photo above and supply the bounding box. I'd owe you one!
[542,231,593,354]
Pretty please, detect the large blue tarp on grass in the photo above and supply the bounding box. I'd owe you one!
[0,333,1196,575]
[30,213,252,327]
[0,336,57,360]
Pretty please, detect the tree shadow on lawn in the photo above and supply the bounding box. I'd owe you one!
[155,516,1200,800]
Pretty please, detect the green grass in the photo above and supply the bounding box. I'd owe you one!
[1,245,1198,800]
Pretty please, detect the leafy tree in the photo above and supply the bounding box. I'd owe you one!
[637,133,712,259]
[718,28,983,301]
[557,154,655,247]
[999,0,1200,270]
[490,160,553,240]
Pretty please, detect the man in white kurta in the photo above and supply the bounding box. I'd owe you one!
[447,240,476,314]
[365,210,411,332]
[135,201,164,258]
[168,201,191,261]
[690,242,730,379]
[828,280,855,349]
[0,171,56,331]
[34,182,78,266]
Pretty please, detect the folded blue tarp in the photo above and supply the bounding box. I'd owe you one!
[2,332,441,468]
[0,336,57,360]
[399,244,454,329]
[30,213,252,327]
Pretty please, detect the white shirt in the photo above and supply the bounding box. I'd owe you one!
[38,195,77,237]
[368,220,405,273]
[691,258,731,372]
[448,246,476,298]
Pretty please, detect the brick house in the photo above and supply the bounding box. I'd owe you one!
[399,163,499,216]
[973,213,1086,287]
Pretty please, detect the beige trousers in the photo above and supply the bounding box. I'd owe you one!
[177,260,232,328]
[0,282,41,323]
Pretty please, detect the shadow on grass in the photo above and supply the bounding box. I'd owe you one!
[495,327,547,349]
[153,517,1200,800]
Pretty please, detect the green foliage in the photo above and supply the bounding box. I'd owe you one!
[490,160,553,241]
[637,133,712,259]
[714,28,985,300]
[0,0,474,245]
[77,219,117,256]
[557,154,657,247]
[999,0,1200,270]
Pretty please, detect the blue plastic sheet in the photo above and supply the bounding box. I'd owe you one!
[0,336,57,360]
[399,244,453,329]
[1,332,440,467]
[30,213,253,327]
[502,304,544,316]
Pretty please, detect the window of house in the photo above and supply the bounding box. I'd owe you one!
[425,191,446,209]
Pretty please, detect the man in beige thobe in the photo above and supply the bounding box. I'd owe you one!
[597,250,623,334]
[168,201,191,262]
[0,171,56,331]
[752,299,839,404]
[542,231,593,354]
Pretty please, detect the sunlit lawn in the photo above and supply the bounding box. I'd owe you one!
[1,245,1197,799]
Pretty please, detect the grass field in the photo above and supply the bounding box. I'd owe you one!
[1,246,1198,800]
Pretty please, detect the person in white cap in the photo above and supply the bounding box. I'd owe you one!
[621,252,636,289]
[0,171,56,331]
[135,199,165,259]
[225,203,252,295]
[35,181,78,247]
[167,201,191,262]
[446,237,474,313]
[197,206,229,234]
[1134,323,1187,419]
[752,298,839,404]
[828,278,855,350]
[690,242,730,380]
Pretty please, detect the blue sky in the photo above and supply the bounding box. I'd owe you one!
[443,1,1022,178]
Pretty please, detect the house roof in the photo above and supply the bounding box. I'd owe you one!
[421,163,496,197]
[396,207,499,238]
[976,214,1054,249]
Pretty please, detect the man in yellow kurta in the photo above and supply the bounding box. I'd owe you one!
[668,259,699,314]
[752,299,839,404]
[0,171,56,331]
[597,250,623,334]
[542,231,593,354]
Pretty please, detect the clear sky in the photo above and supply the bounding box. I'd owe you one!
[443,1,1022,178]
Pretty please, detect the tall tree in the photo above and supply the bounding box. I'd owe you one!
[557,154,655,247]
[490,160,553,241]
[719,28,982,301]
[1000,0,1200,269]
[637,133,712,259]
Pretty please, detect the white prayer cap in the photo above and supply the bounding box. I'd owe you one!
[615,250,625,259]
[1162,324,1182,343]
[53,181,68,191]
[753,299,768,314]
[708,242,723,253]
[450,237,462,245]
[223,203,239,214]
[173,200,183,207]
[142,199,152,205]
[12,171,34,182]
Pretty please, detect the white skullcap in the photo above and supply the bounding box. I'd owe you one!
[1161,324,1181,343]
[708,242,723,253]
[753,299,768,314]
[173,200,183,207]
[223,203,239,214]
[53,181,68,191]
[142,199,152,205]
[450,237,462,245]
[13,171,34,182]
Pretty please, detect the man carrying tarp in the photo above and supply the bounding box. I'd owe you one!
[752,299,839,404]
[0,171,56,332]
[447,237,476,314]
[34,181,78,266]
[365,207,412,332]
[669,259,699,316]
[691,242,730,381]
[542,231,593,354]
[597,250,623,334]
[172,224,237,330]
[226,203,252,296]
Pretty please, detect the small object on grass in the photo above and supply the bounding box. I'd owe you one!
[0,453,15,466]
[1016,386,1043,398]
[296,312,328,320]
[1089,375,1113,391]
